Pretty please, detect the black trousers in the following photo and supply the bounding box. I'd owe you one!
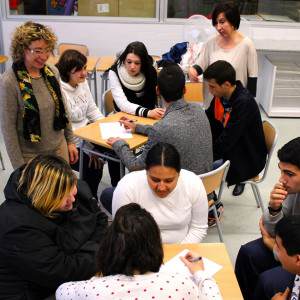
[235,238,294,300]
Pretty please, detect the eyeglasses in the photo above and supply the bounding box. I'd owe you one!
[28,48,52,56]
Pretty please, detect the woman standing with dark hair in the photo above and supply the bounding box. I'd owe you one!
[111,142,208,244]
[108,41,165,119]
[188,2,257,98]
[56,203,222,300]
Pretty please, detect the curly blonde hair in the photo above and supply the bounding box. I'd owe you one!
[11,21,57,63]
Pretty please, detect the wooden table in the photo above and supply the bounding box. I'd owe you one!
[163,243,243,300]
[74,112,157,178]
[47,55,100,104]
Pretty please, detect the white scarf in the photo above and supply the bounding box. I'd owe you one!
[117,64,145,92]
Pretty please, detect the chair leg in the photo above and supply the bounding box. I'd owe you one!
[250,183,260,208]
[254,185,265,213]
[218,181,225,202]
[212,205,224,242]
[0,151,5,170]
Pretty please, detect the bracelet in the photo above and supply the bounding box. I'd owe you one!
[268,205,282,214]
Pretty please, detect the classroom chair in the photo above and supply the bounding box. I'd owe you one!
[57,43,89,56]
[241,120,278,213]
[199,160,230,242]
[184,81,203,103]
[103,89,114,116]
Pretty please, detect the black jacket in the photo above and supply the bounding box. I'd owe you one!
[206,81,267,185]
[0,168,107,300]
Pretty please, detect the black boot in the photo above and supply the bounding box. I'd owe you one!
[232,183,245,196]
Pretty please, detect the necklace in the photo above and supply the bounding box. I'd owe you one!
[30,74,42,79]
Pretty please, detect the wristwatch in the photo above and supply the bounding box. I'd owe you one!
[268,205,282,215]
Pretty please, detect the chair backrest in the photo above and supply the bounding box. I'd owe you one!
[260,120,278,181]
[263,120,277,153]
[57,43,89,56]
[184,81,203,103]
[199,160,230,195]
[103,89,114,116]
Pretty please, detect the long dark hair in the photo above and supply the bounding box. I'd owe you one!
[110,41,154,78]
[97,203,163,276]
[145,142,181,173]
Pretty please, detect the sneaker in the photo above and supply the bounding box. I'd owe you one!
[208,203,224,227]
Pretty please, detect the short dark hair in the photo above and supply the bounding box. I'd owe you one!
[97,203,163,276]
[157,63,185,102]
[212,2,241,30]
[56,49,87,82]
[111,41,154,78]
[145,142,181,173]
[276,215,300,256]
[203,60,236,85]
[278,137,300,169]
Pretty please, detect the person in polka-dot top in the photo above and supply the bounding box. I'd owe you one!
[56,203,222,300]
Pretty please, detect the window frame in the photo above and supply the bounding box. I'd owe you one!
[2,0,300,28]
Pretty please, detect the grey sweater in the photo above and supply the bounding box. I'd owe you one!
[0,66,74,169]
[263,193,300,237]
[112,99,213,174]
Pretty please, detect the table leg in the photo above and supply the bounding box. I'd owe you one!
[100,73,105,114]
[79,141,84,179]
[94,70,98,106]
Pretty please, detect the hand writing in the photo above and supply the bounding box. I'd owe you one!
[180,251,204,274]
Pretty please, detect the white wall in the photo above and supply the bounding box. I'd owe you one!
[1,19,300,59]
[1,20,185,58]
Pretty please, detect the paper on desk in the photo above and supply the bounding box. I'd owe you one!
[160,249,222,278]
[99,122,133,139]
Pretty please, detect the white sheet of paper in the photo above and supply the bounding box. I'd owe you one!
[160,249,223,278]
[99,122,133,139]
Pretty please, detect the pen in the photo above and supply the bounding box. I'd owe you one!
[189,256,202,263]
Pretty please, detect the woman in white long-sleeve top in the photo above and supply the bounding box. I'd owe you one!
[56,203,222,300]
[111,142,208,244]
[108,41,165,119]
[56,49,105,197]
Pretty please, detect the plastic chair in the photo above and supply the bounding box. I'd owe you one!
[57,43,89,56]
[242,120,278,213]
[103,89,114,116]
[184,81,203,103]
[199,160,230,242]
